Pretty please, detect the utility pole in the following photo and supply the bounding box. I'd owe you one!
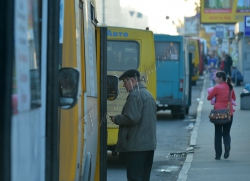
[195,1,200,36]
[102,0,105,25]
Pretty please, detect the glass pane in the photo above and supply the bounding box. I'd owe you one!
[188,44,196,52]
[155,42,180,61]
[107,41,139,71]
[28,0,41,108]
[12,0,41,114]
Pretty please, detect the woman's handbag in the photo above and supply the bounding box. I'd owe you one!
[209,90,231,125]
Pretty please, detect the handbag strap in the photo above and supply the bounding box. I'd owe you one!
[227,89,232,108]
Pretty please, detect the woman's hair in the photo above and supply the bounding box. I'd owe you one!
[216,71,233,90]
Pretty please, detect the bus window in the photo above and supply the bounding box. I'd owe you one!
[188,44,196,52]
[12,0,41,113]
[155,42,179,61]
[107,41,139,70]
[188,44,196,63]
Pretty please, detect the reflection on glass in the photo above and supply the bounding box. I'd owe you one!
[12,94,18,115]
[59,68,79,109]
[30,69,41,108]
[28,0,41,108]
[107,75,119,101]
[107,41,139,71]
[12,0,41,114]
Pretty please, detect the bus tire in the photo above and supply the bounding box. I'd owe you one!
[179,113,185,119]
[172,114,179,119]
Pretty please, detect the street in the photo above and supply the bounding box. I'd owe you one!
[107,76,204,181]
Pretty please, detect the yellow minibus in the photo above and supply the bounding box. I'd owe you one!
[188,38,200,85]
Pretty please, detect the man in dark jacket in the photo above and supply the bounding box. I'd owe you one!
[110,69,157,181]
[224,53,233,76]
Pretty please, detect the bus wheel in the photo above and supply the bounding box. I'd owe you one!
[172,114,179,119]
[186,107,189,114]
[179,113,185,119]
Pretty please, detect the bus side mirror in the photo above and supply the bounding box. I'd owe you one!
[59,68,80,109]
[107,75,119,101]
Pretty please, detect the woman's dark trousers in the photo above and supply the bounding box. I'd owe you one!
[125,150,154,181]
[214,116,233,158]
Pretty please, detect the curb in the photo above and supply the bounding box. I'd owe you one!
[177,75,207,181]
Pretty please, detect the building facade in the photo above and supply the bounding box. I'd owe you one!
[96,0,149,29]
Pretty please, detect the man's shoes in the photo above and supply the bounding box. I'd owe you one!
[224,152,229,159]
[224,146,230,159]
[215,154,220,160]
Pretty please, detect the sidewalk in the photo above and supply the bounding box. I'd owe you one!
[178,75,250,181]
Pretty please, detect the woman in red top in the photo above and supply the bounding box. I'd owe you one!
[207,71,236,160]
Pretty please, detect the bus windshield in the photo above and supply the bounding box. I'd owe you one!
[107,40,139,71]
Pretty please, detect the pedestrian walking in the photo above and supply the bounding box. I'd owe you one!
[208,62,217,87]
[110,69,157,181]
[207,71,236,160]
[217,52,226,72]
[224,53,233,76]
[208,54,218,68]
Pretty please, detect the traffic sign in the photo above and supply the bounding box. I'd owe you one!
[244,16,250,36]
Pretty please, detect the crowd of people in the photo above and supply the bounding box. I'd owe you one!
[204,50,243,87]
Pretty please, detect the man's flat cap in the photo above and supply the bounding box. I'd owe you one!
[119,69,140,80]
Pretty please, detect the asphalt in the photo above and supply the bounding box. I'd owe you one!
[177,74,250,181]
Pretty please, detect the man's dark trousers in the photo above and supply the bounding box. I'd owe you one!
[125,150,154,181]
[224,68,231,76]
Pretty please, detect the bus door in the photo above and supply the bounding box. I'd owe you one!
[106,40,140,153]
[106,27,156,156]
[188,39,199,85]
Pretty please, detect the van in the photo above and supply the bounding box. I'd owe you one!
[188,38,200,85]
[199,38,207,74]
[154,34,191,119]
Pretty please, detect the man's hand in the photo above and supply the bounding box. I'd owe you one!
[110,116,115,124]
